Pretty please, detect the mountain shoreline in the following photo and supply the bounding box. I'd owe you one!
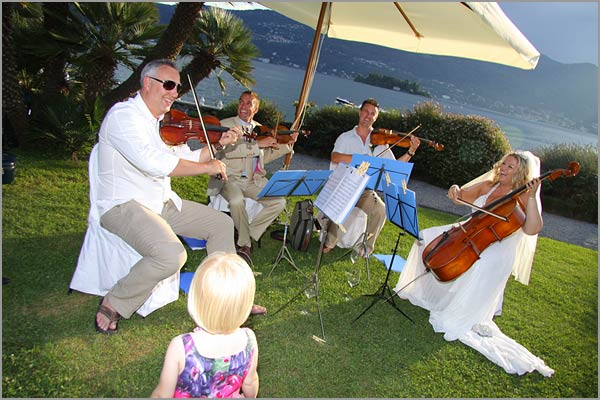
[156,4,598,135]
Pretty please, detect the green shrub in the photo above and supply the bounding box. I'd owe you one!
[295,106,357,159]
[537,143,598,222]
[406,102,510,186]
[27,93,104,160]
[299,101,510,186]
[194,99,599,224]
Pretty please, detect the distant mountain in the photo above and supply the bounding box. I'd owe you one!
[157,5,598,133]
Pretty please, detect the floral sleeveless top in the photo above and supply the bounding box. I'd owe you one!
[173,328,257,398]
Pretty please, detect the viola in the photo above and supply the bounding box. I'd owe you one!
[421,162,580,282]
[371,128,444,151]
[252,124,311,144]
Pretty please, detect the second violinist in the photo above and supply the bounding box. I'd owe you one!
[208,91,298,284]
[323,98,421,255]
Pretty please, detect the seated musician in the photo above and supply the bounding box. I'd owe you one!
[209,91,298,270]
[394,151,554,376]
[323,98,420,256]
[92,59,241,335]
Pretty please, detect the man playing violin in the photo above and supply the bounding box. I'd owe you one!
[91,59,242,335]
[209,91,298,278]
[323,98,421,256]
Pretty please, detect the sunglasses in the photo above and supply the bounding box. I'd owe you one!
[148,76,182,92]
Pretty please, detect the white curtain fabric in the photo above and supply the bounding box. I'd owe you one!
[69,144,180,317]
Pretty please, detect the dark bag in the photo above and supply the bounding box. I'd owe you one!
[289,199,314,251]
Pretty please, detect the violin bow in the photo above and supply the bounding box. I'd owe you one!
[374,124,421,157]
[186,74,221,180]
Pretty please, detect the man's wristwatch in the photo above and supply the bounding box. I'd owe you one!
[214,142,224,152]
[407,149,415,157]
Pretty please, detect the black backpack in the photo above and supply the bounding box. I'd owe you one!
[288,199,314,251]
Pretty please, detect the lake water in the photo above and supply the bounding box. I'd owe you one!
[119,60,598,151]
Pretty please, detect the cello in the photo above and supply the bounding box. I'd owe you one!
[422,162,580,282]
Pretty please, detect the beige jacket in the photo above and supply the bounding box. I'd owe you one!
[207,116,293,195]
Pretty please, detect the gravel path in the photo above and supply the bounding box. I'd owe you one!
[267,153,598,250]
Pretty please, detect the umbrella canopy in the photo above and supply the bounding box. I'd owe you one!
[260,2,540,70]
[258,1,540,166]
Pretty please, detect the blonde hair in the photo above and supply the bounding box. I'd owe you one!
[491,152,532,189]
[187,252,256,334]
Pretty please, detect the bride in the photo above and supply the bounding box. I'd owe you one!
[395,151,554,377]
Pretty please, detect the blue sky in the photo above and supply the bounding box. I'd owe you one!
[500,2,598,65]
[202,2,598,66]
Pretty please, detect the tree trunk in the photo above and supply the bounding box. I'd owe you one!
[41,2,70,97]
[2,3,29,148]
[102,2,204,108]
[180,48,219,89]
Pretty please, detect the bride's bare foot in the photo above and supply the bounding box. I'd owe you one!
[323,246,334,254]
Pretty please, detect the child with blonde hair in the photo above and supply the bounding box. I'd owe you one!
[151,252,259,398]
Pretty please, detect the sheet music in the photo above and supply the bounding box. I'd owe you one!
[314,163,370,225]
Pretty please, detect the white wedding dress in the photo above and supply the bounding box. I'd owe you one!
[394,183,554,377]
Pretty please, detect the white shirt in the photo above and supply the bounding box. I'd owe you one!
[330,126,395,170]
[96,93,200,217]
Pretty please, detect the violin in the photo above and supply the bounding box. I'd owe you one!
[371,128,444,151]
[421,162,580,282]
[160,109,256,146]
[252,124,311,144]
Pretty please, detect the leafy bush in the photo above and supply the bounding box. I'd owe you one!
[537,143,598,222]
[405,102,510,186]
[295,106,357,159]
[299,101,510,186]
[28,93,104,160]
[168,98,600,223]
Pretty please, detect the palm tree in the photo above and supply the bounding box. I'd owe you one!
[103,2,204,106]
[2,2,31,147]
[180,7,258,95]
[20,3,163,109]
[60,3,163,108]
[40,2,70,98]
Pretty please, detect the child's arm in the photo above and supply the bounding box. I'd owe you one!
[241,331,259,398]
[151,336,184,398]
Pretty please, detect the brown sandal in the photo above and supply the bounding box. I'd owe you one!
[95,298,121,335]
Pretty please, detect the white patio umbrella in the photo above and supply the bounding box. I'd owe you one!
[259,2,540,133]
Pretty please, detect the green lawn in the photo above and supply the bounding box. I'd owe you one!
[2,152,597,397]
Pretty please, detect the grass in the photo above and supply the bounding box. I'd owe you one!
[2,151,598,398]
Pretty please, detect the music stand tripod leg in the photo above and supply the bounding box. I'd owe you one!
[268,199,305,277]
[333,231,374,283]
[353,230,413,323]
[272,218,330,340]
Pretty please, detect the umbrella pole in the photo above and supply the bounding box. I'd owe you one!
[283,2,329,170]
[291,2,329,131]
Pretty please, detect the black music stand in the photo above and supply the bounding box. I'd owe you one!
[353,180,419,323]
[273,163,370,341]
[333,155,413,281]
[257,169,331,277]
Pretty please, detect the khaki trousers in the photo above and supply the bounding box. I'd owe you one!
[220,177,286,248]
[324,190,386,254]
[100,199,235,318]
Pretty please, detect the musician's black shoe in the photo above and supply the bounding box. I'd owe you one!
[236,245,252,265]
